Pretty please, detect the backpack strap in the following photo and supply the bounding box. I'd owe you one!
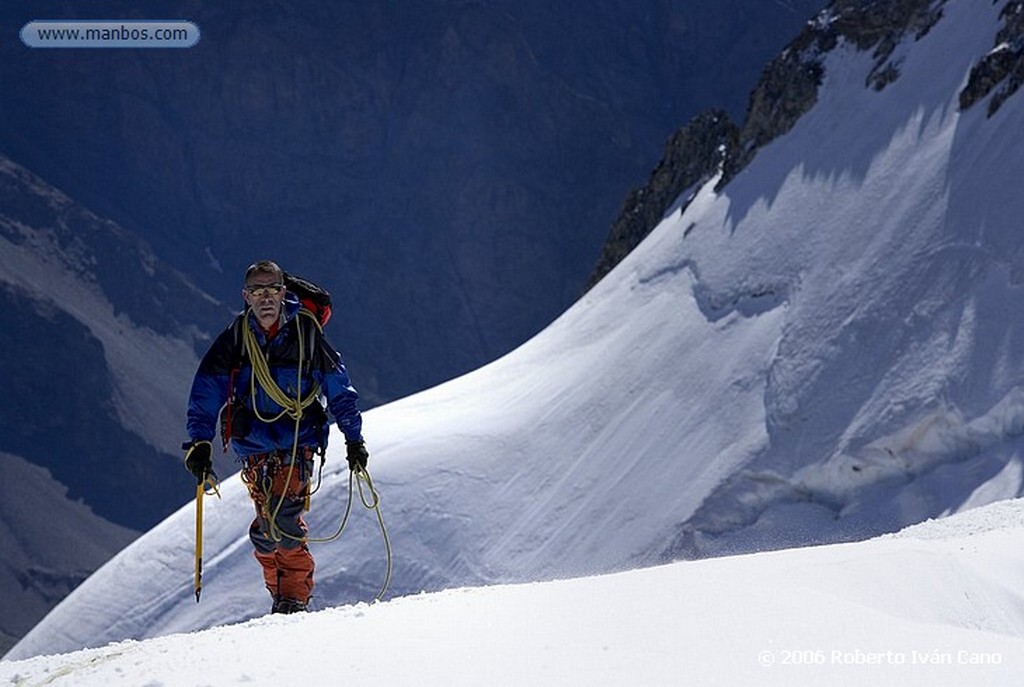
[220,312,248,451]
[297,307,323,372]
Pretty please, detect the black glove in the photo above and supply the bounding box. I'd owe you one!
[182,440,213,483]
[346,440,369,472]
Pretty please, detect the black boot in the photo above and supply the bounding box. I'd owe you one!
[272,596,309,614]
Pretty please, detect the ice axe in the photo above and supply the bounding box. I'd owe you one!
[194,471,220,603]
[194,481,203,602]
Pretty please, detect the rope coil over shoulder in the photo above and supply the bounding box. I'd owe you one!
[243,307,323,424]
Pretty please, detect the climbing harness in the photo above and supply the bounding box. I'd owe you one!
[239,450,392,601]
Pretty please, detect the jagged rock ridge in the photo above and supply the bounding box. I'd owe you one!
[588,0,1022,289]
[960,0,1024,114]
[585,110,739,291]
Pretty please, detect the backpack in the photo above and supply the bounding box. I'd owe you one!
[284,272,332,328]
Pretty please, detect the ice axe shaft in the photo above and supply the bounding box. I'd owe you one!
[194,481,204,603]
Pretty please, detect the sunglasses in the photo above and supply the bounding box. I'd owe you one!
[244,283,285,297]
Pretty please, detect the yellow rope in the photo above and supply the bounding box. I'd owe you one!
[356,466,393,601]
[242,307,322,424]
[240,307,320,542]
[301,464,393,600]
[240,307,392,601]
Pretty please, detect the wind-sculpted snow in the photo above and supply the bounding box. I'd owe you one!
[3,500,1024,685]
[8,0,1024,662]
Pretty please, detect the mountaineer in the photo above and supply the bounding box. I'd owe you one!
[183,259,368,613]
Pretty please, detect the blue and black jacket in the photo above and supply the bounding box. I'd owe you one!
[187,294,362,458]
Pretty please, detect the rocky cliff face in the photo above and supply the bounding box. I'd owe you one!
[586,110,739,290]
[960,0,1024,114]
[0,153,228,530]
[589,0,998,286]
[0,0,824,405]
[729,0,950,178]
[0,151,232,653]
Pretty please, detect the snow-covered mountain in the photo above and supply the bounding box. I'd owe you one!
[0,0,825,654]
[0,155,234,654]
[0,155,231,519]
[7,0,1023,662]
[3,498,1024,685]
[0,0,825,405]
[0,453,136,654]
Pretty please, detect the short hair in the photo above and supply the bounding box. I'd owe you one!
[244,260,284,285]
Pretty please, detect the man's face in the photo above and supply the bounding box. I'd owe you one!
[243,274,285,329]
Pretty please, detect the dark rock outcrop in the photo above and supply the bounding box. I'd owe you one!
[587,0,965,288]
[959,0,1024,115]
[730,0,945,179]
[586,110,739,290]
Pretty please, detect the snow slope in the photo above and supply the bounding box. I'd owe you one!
[2,499,1024,686]
[8,0,1024,662]
[0,453,136,653]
